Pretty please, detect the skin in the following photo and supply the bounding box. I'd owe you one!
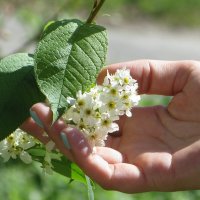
[22,60,200,193]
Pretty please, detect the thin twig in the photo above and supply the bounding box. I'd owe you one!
[86,0,106,23]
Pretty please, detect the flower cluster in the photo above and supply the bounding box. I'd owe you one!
[63,68,140,147]
[0,129,59,175]
[0,68,140,175]
[0,129,36,164]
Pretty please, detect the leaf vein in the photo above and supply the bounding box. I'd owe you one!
[69,54,91,78]
[82,38,103,63]
[74,44,97,75]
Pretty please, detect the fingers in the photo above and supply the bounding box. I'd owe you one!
[25,103,74,161]
[98,60,197,96]
[61,128,148,193]
[21,117,50,144]
[95,147,124,164]
[30,103,53,128]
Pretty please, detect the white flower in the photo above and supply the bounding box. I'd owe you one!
[82,129,108,147]
[99,95,121,118]
[19,151,32,164]
[0,130,62,176]
[103,70,119,88]
[64,107,81,124]
[100,116,119,133]
[17,134,36,150]
[0,129,35,164]
[116,68,134,86]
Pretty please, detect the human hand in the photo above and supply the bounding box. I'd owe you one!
[22,60,200,193]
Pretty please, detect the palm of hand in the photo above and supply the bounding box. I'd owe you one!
[106,66,200,191]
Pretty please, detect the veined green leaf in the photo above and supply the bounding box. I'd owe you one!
[0,53,45,141]
[28,147,86,184]
[52,157,86,184]
[35,19,108,121]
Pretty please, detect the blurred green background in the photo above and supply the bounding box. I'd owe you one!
[1,0,200,199]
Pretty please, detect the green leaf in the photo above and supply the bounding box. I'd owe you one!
[52,157,86,184]
[28,147,86,184]
[35,19,108,121]
[0,53,45,141]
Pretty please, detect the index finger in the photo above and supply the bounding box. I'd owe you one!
[98,60,197,96]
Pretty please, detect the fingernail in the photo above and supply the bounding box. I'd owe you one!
[30,110,44,128]
[60,130,71,149]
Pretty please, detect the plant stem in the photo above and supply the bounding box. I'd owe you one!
[86,0,106,23]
